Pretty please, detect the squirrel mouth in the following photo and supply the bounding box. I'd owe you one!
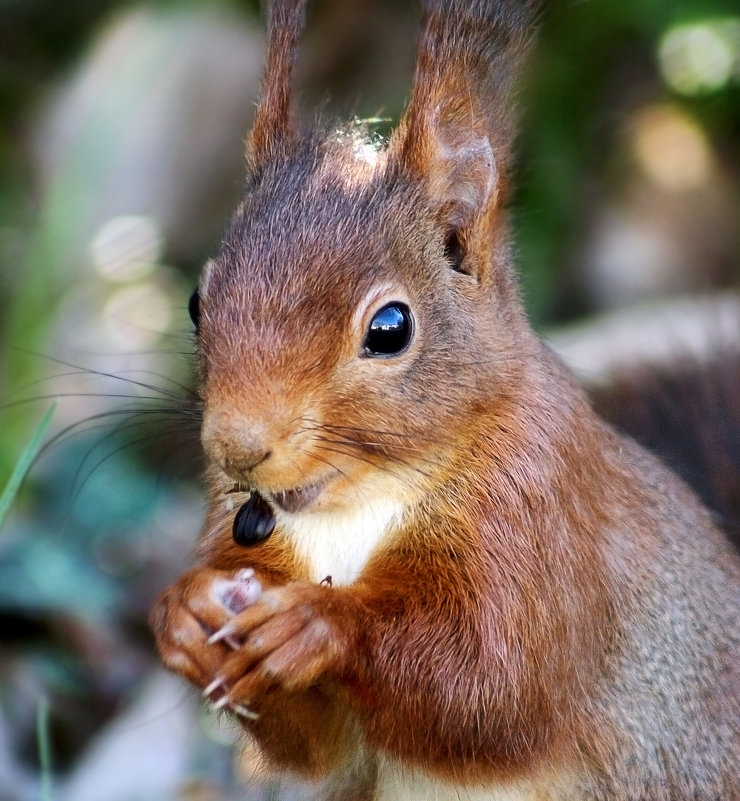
[272,480,326,514]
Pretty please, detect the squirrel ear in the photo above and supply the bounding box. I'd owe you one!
[404,100,498,230]
[247,0,309,170]
[393,0,537,228]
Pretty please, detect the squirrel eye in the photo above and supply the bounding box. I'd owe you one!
[188,288,200,328]
[364,303,413,357]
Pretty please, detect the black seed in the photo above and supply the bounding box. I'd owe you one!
[232,492,276,546]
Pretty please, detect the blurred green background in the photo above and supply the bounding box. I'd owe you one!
[0,0,738,798]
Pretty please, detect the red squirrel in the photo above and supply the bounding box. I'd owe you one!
[150,1,740,798]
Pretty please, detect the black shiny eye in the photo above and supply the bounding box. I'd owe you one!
[364,303,413,357]
[188,288,200,328]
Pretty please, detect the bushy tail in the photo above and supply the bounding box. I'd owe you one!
[591,345,740,550]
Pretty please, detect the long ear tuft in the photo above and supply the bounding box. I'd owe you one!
[394,0,541,230]
[247,0,309,170]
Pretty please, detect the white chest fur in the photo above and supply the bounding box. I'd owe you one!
[376,760,563,801]
[275,497,405,586]
[375,757,586,801]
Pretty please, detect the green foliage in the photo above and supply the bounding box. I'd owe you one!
[0,432,166,620]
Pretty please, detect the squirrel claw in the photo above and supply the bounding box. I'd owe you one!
[232,703,260,721]
[205,685,259,720]
[207,624,235,646]
[211,693,231,712]
[203,676,225,698]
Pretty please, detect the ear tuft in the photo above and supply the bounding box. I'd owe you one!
[247,0,309,170]
[392,0,539,229]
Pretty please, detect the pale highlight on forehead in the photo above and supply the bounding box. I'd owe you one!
[310,127,387,191]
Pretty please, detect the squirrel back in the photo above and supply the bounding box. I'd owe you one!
[151,2,740,799]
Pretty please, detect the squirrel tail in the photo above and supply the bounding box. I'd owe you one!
[590,343,740,550]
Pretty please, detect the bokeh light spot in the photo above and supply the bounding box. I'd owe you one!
[630,104,712,192]
[90,214,163,281]
[659,19,740,95]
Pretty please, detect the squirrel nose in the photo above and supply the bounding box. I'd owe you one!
[224,449,271,475]
[201,410,272,480]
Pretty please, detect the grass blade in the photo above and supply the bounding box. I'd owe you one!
[37,696,54,801]
[0,402,56,529]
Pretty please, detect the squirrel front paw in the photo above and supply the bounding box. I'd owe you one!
[150,570,354,720]
[150,567,264,715]
[203,581,353,716]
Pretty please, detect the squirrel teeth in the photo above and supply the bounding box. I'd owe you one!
[272,481,324,514]
[231,481,326,547]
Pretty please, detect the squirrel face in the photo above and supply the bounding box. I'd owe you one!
[195,129,527,522]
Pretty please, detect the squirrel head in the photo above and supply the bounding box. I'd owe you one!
[195,0,540,518]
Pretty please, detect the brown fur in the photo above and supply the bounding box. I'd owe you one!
[150,1,739,798]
